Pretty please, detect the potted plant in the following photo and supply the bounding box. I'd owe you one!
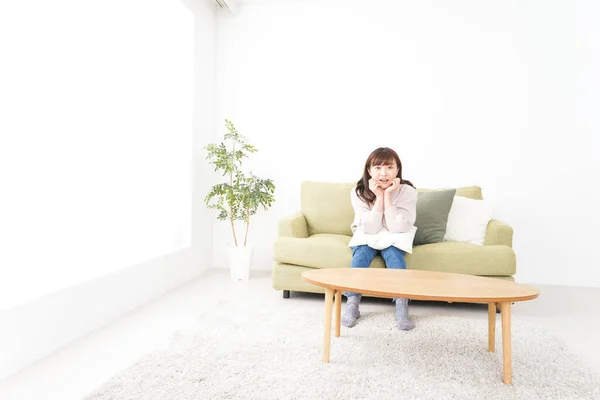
[204,119,276,280]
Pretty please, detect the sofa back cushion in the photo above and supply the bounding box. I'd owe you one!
[301,181,356,236]
[300,181,483,236]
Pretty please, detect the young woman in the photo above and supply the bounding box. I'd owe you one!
[343,147,417,330]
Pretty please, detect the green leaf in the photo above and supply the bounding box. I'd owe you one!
[204,119,277,230]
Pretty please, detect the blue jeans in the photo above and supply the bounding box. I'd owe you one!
[344,245,407,298]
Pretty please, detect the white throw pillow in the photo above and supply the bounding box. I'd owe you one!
[348,226,418,253]
[444,196,493,245]
[391,225,418,254]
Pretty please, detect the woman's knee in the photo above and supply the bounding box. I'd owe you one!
[381,247,407,269]
[350,245,376,268]
[386,258,407,269]
[351,255,373,268]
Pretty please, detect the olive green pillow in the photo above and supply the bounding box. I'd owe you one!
[413,189,457,246]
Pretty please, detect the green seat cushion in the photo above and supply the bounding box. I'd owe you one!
[273,233,386,270]
[406,241,516,276]
[273,233,515,276]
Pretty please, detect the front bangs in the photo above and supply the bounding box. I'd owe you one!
[371,153,395,167]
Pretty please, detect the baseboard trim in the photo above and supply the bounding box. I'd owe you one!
[0,247,202,380]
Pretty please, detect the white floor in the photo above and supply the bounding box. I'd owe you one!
[1,269,599,400]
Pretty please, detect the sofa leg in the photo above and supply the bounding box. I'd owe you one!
[283,290,290,299]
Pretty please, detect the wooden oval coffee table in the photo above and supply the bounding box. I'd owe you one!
[302,268,540,384]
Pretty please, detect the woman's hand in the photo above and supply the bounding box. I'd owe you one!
[369,178,384,198]
[385,178,401,196]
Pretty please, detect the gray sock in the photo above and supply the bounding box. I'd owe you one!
[342,295,361,328]
[395,298,415,331]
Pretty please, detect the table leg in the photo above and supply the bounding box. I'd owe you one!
[488,302,496,352]
[335,290,341,337]
[323,288,334,363]
[500,301,512,384]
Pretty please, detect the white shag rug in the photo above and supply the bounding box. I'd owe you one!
[84,298,600,400]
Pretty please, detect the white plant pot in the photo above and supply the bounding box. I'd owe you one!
[227,244,254,281]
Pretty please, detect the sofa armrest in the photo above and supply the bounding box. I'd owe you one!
[484,219,513,247]
[278,211,309,238]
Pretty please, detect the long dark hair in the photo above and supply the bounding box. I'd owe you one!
[355,147,415,206]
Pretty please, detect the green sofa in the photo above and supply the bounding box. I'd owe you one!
[272,181,516,298]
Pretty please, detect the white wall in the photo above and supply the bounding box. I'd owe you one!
[215,0,600,287]
[0,0,218,379]
[188,0,218,271]
[0,0,194,306]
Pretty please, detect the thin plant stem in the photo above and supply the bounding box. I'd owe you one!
[229,142,238,246]
[244,207,250,246]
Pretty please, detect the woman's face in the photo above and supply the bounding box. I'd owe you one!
[368,162,398,190]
